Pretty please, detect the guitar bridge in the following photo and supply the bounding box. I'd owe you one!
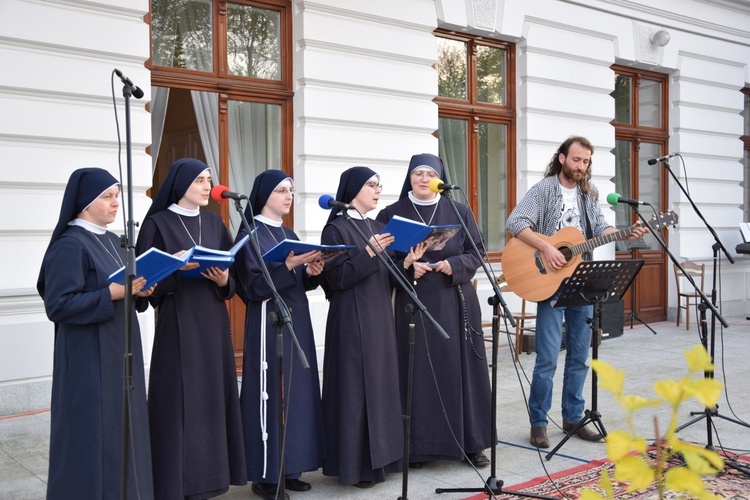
[533,251,547,275]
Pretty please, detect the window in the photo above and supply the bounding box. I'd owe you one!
[149,0,292,367]
[149,0,293,232]
[434,31,515,255]
[610,66,669,250]
[742,87,750,222]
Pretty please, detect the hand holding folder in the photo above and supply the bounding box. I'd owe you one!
[381,215,461,253]
[108,247,194,289]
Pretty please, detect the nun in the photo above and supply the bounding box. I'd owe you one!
[375,153,493,469]
[232,169,326,500]
[320,166,424,488]
[38,167,154,499]
[135,158,247,499]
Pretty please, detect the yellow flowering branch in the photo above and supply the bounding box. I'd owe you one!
[582,344,724,499]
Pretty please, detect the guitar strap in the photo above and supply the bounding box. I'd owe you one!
[581,191,594,260]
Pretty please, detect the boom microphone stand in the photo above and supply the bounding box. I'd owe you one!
[115,69,141,500]
[331,209,448,500]
[432,189,561,499]
[233,199,309,500]
[675,241,750,437]
[649,159,742,444]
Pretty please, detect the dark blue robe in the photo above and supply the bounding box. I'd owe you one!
[233,222,325,484]
[376,197,493,462]
[135,209,246,499]
[320,216,403,485]
[39,226,153,499]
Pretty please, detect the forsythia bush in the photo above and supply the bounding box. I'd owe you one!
[581,344,724,500]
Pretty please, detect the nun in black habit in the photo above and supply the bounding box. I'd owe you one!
[38,167,154,499]
[135,158,246,499]
[233,170,325,498]
[320,166,424,488]
[375,153,493,468]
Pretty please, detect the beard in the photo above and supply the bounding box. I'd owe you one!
[561,161,584,184]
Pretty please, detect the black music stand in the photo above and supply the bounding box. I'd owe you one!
[545,259,643,461]
[620,239,656,334]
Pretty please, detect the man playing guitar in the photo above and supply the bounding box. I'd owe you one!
[505,136,647,449]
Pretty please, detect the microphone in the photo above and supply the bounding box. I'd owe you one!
[114,68,145,99]
[211,184,248,202]
[606,192,647,206]
[428,178,460,193]
[318,194,353,211]
[647,152,679,165]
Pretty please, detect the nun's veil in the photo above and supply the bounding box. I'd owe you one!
[326,166,378,224]
[144,158,211,221]
[245,170,292,221]
[397,153,448,200]
[38,167,119,297]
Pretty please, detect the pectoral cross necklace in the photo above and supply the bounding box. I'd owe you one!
[178,214,202,246]
[94,234,124,267]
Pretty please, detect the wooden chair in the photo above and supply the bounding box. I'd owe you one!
[498,285,536,360]
[475,279,535,359]
[674,261,705,330]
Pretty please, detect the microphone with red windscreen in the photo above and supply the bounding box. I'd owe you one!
[211,185,248,202]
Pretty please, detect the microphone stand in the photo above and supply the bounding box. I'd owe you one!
[119,80,136,500]
[658,160,750,454]
[338,210,450,341]
[628,202,725,328]
[234,199,310,500]
[333,210,448,500]
[622,239,656,334]
[433,190,555,500]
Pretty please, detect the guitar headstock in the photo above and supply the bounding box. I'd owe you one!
[648,211,678,229]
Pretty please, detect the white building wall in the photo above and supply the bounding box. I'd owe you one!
[1,0,749,414]
[293,0,442,344]
[0,0,153,414]
[439,0,750,316]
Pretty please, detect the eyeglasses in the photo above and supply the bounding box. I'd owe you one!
[365,181,383,190]
[273,188,295,195]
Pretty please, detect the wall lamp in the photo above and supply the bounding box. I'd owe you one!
[650,30,671,47]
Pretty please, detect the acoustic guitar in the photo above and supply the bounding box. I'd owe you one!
[500,211,678,302]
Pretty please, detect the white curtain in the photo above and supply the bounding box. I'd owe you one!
[191,90,220,182]
[150,86,170,171]
[227,100,281,234]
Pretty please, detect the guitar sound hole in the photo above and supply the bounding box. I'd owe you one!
[559,247,573,262]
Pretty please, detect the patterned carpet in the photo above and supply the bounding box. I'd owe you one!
[465,452,750,499]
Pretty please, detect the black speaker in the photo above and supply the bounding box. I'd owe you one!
[600,300,624,340]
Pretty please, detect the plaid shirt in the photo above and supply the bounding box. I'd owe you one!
[506,175,611,239]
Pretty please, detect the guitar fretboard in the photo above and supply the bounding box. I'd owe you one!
[571,224,637,256]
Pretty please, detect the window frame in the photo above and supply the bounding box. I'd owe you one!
[611,65,670,211]
[434,29,516,260]
[146,0,294,224]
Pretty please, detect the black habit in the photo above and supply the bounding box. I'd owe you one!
[320,215,403,485]
[39,226,154,499]
[234,221,325,483]
[376,196,493,462]
[135,209,246,499]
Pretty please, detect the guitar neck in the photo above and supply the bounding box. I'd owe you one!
[571,224,637,256]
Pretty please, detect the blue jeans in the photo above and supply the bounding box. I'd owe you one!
[528,296,593,427]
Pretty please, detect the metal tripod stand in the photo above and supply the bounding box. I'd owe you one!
[546,259,644,461]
